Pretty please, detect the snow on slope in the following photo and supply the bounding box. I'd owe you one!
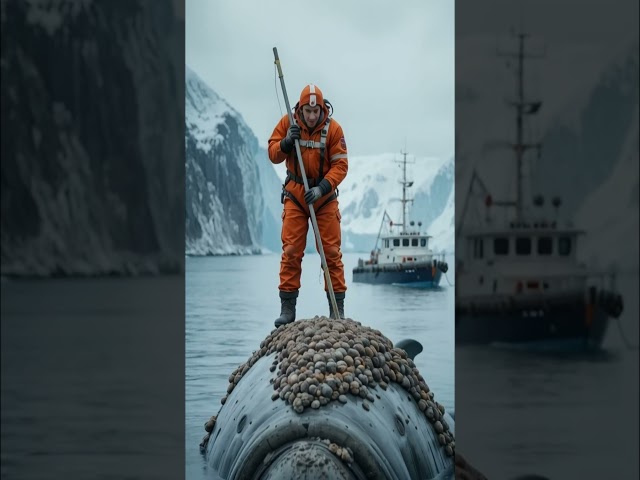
[185,67,236,153]
[339,153,449,235]
[426,187,455,254]
[575,104,639,269]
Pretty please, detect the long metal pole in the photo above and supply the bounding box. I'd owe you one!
[273,47,340,319]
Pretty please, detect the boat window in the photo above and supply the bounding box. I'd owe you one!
[537,237,552,255]
[411,238,418,247]
[516,237,531,255]
[473,238,484,259]
[393,239,400,247]
[494,237,509,255]
[420,238,427,247]
[559,236,572,256]
[384,239,389,248]
[402,239,410,247]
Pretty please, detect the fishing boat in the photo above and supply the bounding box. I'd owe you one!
[455,32,624,348]
[352,151,449,288]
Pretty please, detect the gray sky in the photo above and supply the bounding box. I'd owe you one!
[455,0,638,128]
[185,0,454,161]
[454,0,638,210]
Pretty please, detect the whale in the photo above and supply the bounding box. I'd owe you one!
[201,317,455,479]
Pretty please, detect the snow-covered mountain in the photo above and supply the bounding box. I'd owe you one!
[185,66,282,255]
[339,154,454,253]
[184,69,455,257]
[531,42,639,216]
[529,42,639,270]
[1,1,184,276]
[424,186,455,254]
[255,146,285,254]
[575,103,639,269]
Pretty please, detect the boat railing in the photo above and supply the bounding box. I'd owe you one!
[493,269,618,288]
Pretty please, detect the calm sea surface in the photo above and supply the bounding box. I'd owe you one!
[456,273,639,480]
[1,276,184,480]
[3,259,633,480]
[185,252,456,479]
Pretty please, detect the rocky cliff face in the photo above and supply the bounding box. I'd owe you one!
[1,1,184,275]
[185,66,283,255]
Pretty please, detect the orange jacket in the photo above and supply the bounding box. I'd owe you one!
[268,108,348,202]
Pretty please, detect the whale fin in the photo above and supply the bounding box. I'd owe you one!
[395,338,423,360]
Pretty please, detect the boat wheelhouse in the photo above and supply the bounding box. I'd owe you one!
[353,152,448,287]
[455,31,623,348]
[460,220,585,298]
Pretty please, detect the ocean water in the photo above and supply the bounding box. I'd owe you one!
[185,252,456,479]
[456,273,639,480]
[1,276,185,480]
[2,262,634,479]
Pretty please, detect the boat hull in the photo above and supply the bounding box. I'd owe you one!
[455,292,610,349]
[353,261,443,287]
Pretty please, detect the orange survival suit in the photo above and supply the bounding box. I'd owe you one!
[268,84,348,309]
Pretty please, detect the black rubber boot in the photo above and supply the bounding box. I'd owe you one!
[327,292,345,319]
[275,290,298,327]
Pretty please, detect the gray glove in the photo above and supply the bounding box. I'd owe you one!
[304,179,332,205]
[280,124,301,153]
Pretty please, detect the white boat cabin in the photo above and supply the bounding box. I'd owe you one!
[464,221,581,264]
[368,231,434,266]
[458,220,589,297]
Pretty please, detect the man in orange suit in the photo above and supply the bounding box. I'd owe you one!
[268,84,348,327]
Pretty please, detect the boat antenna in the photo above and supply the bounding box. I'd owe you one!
[497,29,544,219]
[396,150,414,233]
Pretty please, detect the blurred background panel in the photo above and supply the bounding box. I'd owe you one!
[1,1,186,478]
[455,1,638,478]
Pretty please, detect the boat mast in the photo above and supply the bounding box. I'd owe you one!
[498,31,543,220]
[396,150,414,233]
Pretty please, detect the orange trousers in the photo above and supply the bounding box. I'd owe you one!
[279,198,346,293]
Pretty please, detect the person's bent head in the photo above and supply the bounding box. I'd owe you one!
[298,84,325,129]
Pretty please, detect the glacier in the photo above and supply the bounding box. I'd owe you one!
[1,1,184,276]
[184,68,455,257]
[185,66,282,256]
